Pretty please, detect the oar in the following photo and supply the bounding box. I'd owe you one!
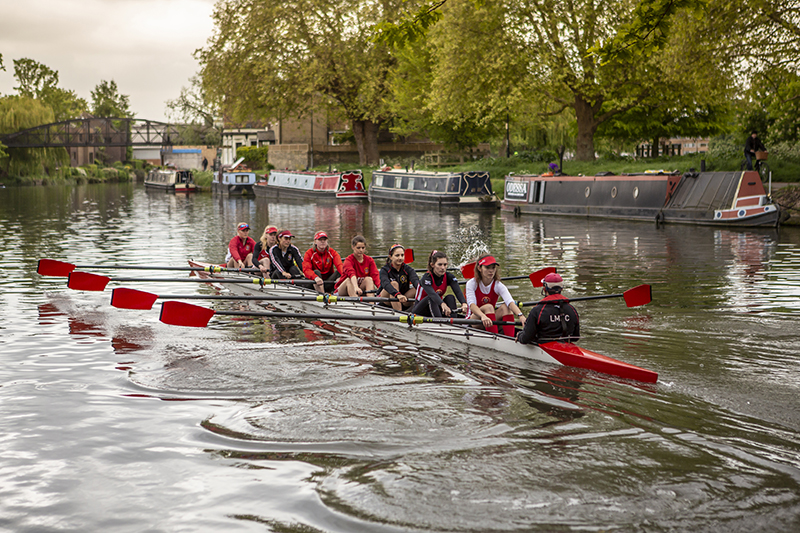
[159,301,520,328]
[66,271,317,291]
[111,287,409,310]
[457,266,556,287]
[518,284,652,308]
[37,259,262,277]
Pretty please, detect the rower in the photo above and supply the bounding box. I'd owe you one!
[225,222,256,269]
[411,250,468,317]
[268,230,304,279]
[465,255,526,336]
[378,244,419,311]
[516,273,580,344]
[334,235,379,297]
[253,225,278,275]
[303,231,343,293]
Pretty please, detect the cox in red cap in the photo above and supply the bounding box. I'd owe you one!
[477,256,498,267]
[314,231,328,240]
[277,230,293,239]
[237,222,250,231]
[265,226,278,234]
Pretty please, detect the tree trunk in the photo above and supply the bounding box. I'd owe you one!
[352,120,380,166]
[651,137,659,158]
[574,96,600,161]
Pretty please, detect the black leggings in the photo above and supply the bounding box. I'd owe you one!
[411,294,458,317]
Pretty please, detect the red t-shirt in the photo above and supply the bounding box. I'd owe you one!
[335,254,379,290]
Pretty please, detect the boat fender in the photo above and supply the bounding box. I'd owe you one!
[655,211,665,226]
[513,206,521,217]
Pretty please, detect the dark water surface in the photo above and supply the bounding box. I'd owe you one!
[1,183,799,532]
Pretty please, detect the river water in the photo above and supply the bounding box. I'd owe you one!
[1,182,799,532]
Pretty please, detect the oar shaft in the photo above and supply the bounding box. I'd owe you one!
[210,309,517,325]
[108,277,316,285]
[148,294,407,303]
[519,293,622,307]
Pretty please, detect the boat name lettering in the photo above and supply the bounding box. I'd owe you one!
[505,181,528,199]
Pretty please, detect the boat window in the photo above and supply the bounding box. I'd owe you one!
[408,178,414,190]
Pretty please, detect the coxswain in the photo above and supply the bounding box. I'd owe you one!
[303,231,343,293]
[378,244,419,311]
[334,235,379,297]
[268,230,304,279]
[465,255,526,336]
[253,225,278,276]
[411,250,468,317]
[225,222,256,269]
[516,273,579,344]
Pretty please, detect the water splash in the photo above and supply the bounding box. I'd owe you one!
[446,226,490,266]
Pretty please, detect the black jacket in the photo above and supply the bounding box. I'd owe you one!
[517,294,580,343]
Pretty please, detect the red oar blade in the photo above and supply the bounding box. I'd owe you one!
[38,259,76,277]
[460,262,476,279]
[160,301,216,327]
[67,272,111,291]
[622,284,652,307]
[111,288,159,310]
[404,248,415,264]
[529,267,557,288]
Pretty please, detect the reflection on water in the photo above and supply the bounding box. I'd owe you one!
[1,184,800,532]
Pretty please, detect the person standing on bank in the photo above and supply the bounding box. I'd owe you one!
[744,131,767,171]
[253,225,278,276]
[465,255,525,337]
[269,230,304,279]
[334,235,380,297]
[516,273,580,344]
[225,222,256,269]
[303,231,343,293]
[378,244,419,311]
[411,250,468,317]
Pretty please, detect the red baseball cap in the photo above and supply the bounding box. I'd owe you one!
[237,222,250,230]
[314,231,328,240]
[477,256,498,267]
[542,273,563,287]
[265,225,277,234]
[277,230,293,239]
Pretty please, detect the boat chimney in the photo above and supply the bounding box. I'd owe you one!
[700,159,706,172]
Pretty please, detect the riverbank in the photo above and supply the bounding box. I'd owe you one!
[772,184,800,225]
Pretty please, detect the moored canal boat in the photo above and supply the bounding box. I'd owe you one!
[253,169,368,201]
[368,169,499,208]
[502,170,782,227]
[212,167,258,195]
[144,169,197,192]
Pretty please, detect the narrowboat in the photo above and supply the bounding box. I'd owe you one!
[502,170,782,227]
[212,168,257,195]
[368,169,499,208]
[144,169,197,192]
[253,169,368,201]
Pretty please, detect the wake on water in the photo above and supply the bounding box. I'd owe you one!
[446,226,490,267]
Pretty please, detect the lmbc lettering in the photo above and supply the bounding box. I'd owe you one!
[549,315,570,322]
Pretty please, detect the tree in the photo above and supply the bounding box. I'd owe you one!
[91,80,132,118]
[166,74,222,146]
[420,0,723,160]
[0,96,68,178]
[12,58,87,122]
[197,0,403,165]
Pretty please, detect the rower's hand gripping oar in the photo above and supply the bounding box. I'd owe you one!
[65,271,317,291]
[517,284,652,308]
[37,258,263,277]
[110,287,410,310]
[158,301,521,328]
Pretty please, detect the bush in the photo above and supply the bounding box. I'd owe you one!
[708,134,742,160]
[236,146,270,169]
[770,141,800,163]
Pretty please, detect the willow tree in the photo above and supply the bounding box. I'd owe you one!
[0,96,68,178]
[198,0,403,165]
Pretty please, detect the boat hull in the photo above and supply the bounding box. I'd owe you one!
[369,169,499,208]
[502,171,781,227]
[186,260,658,383]
[253,169,368,201]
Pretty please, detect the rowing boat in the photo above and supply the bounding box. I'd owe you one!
[185,260,658,383]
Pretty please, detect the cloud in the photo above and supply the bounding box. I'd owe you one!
[0,0,217,121]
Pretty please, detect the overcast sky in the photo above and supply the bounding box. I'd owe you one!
[0,0,217,122]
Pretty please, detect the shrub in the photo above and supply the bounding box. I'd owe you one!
[236,146,270,169]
